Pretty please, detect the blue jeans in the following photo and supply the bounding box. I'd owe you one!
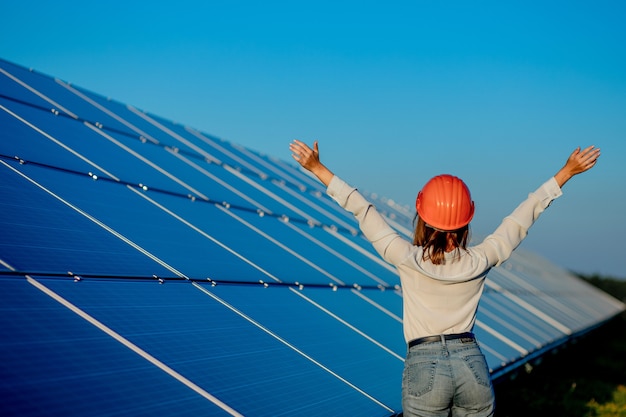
[402,336,495,417]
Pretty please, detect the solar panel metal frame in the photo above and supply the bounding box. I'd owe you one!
[1,57,623,416]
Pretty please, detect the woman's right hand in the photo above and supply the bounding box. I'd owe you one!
[289,140,334,186]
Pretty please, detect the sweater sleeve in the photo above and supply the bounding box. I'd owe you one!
[477,177,563,267]
[327,175,414,265]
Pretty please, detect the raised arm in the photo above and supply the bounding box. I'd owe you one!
[478,144,601,267]
[554,145,601,188]
[289,140,334,186]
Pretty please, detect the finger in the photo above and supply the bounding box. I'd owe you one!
[292,140,311,154]
[582,147,600,162]
[290,141,304,159]
[581,145,596,154]
[289,149,300,160]
[290,141,307,156]
[290,140,302,150]
[582,150,600,170]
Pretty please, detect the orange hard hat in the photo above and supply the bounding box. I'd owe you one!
[415,174,475,231]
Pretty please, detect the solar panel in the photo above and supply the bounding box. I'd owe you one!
[1,57,623,416]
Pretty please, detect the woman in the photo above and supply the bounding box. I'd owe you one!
[289,140,600,417]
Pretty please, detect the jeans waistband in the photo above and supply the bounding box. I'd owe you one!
[408,332,475,348]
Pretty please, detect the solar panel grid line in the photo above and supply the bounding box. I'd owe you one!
[495,265,593,326]
[488,284,587,333]
[324,225,399,275]
[289,287,405,362]
[222,163,316,221]
[474,320,528,355]
[283,168,326,199]
[577,290,626,317]
[569,278,626,312]
[350,289,403,323]
[472,341,522,368]
[0,152,276,223]
[0,258,14,271]
[291,176,367,225]
[3,57,624,416]
[0,87,199,169]
[4,144,388,290]
[185,126,270,180]
[479,305,562,351]
[0,104,120,181]
[0,67,79,119]
[282,220,391,287]
[2,73,169,163]
[194,282,397,414]
[126,186,283,283]
[74,164,404,404]
[0,153,107,183]
[273,178,360,234]
[2,88,604,308]
[484,296,556,341]
[0,148,364,239]
[0,281,240,417]
[0,160,188,279]
[0,270,398,292]
[486,270,582,331]
[82,121,211,200]
[127,104,222,163]
[45,278,390,415]
[218,143,319,196]
[514,291,591,333]
[241,145,319,191]
[476,343,510,368]
[485,280,572,335]
[1,184,169,280]
[36,272,402,410]
[122,180,390,288]
[1,78,310,204]
[165,148,270,210]
[221,164,339,225]
[54,100,368,236]
[512,268,616,320]
[109,118,284,193]
[0,92,78,120]
[274,164,365,224]
[2,160,398,412]
[56,78,163,145]
[24,275,245,417]
[214,203,347,285]
[269,159,332,202]
[484,292,565,342]
[477,301,543,347]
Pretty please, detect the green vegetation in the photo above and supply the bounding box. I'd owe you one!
[587,385,626,417]
[495,274,626,417]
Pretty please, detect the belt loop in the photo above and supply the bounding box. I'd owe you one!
[440,334,446,346]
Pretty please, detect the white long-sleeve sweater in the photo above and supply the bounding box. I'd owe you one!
[326,175,563,343]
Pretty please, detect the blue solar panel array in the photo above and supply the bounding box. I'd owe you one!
[1,57,623,416]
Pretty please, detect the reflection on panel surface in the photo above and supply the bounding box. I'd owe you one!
[1,58,623,416]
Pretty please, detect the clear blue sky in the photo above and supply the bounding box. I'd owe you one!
[2,1,625,278]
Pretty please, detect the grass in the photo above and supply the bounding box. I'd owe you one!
[494,274,626,417]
